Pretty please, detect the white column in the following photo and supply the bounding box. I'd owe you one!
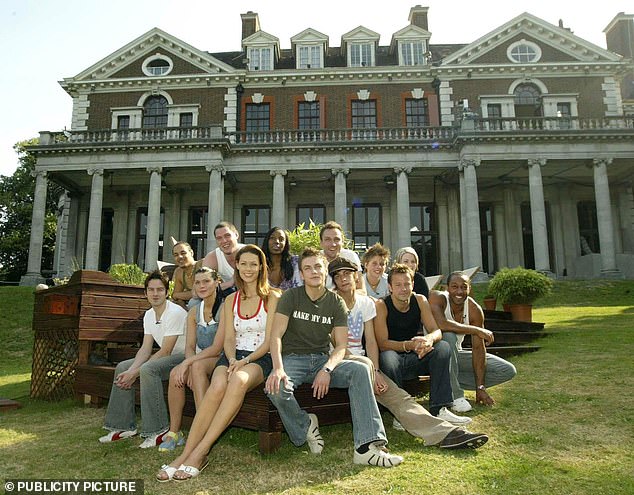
[459,159,484,272]
[331,168,349,232]
[85,167,104,270]
[206,163,226,251]
[144,167,162,272]
[458,170,468,265]
[592,158,621,277]
[21,170,48,284]
[527,158,552,274]
[446,186,462,271]
[394,167,412,249]
[271,169,287,228]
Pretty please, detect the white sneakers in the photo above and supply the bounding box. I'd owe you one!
[354,443,403,468]
[306,413,324,454]
[98,429,137,443]
[138,428,169,449]
[451,397,473,413]
[392,418,405,431]
[437,406,472,425]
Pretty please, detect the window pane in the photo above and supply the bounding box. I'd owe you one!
[242,206,271,246]
[406,99,428,127]
[143,96,168,128]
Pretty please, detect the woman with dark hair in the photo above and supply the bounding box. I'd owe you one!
[156,245,280,482]
[261,226,301,291]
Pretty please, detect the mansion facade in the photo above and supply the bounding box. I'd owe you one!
[22,7,634,284]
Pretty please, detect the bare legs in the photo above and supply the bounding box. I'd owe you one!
[158,363,264,478]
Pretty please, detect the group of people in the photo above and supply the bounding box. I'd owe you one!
[98,220,517,481]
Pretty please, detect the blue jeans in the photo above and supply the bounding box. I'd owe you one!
[103,353,184,437]
[379,340,453,413]
[266,353,387,449]
[442,332,517,399]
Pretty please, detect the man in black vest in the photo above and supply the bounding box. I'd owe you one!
[374,264,471,426]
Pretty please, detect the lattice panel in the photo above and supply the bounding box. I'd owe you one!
[30,328,78,400]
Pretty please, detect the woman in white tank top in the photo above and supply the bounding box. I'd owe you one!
[158,245,280,482]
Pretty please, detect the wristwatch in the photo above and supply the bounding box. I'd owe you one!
[477,385,486,391]
[322,366,333,374]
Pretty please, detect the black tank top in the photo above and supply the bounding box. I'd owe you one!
[384,294,422,341]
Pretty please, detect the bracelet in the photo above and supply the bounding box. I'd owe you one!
[245,356,251,364]
[402,341,410,353]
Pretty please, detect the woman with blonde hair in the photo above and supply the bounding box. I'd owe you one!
[157,245,280,482]
[394,247,429,298]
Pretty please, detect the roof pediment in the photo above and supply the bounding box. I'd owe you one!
[70,28,236,81]
[242,30,280,47]
[392,24,431,40]
[341,25,380,43]
[291,27,329,45]
[442,12,621,66]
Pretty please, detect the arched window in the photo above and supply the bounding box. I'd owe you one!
[513,84,542,117]
[143,96,168,128]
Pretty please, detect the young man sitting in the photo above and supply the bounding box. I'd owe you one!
[99,270,187,448]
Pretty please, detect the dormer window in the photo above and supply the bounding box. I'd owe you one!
[350,43,373,67]
[297,45,322,69]
[342,26,379,68]
[291,28,328,70]
[400,41,426,66]
[248,47,272,71]
[507,40,542,63]
[142,54,173,77]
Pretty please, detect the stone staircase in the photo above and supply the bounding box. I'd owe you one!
[461,309,546,358]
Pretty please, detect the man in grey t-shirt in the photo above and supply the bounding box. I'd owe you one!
[265,247,403,468]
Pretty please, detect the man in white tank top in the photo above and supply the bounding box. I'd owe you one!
[429,272,517,413]
[202,221,245,291]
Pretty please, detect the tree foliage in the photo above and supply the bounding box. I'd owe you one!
[0,139,62,281]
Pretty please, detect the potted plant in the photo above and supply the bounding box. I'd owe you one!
[487,267,553,321]
[482,294,497,311]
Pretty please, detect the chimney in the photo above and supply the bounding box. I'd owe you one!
[604,12,634,58]
[409,5,429,31]
[241,11,260,40]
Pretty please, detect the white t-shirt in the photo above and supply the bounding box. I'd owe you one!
[325,248,362,290]
[143,300,187,355]
[346,294,376,356]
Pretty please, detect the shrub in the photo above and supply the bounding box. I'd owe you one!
[488,266,553,305]
[108,263,146,286]
[286,221,354,255]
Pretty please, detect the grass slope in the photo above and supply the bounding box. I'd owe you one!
[1,282,633,494]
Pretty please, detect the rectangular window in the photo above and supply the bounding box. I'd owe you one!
[557,102,572,129]
[117,115,130,129]
[245,103,270,142]
[350,43,372,67]
[352,204,382,252]
[351,100,377,139]
[180,113,193,127]
[405,98,428,127]
[487,104,502,130]
[577,201,600,255]
[136,208,165,271]
[400,41,425,66]
[479,203,496,274]
[297,205,325,227]
[298,101,320,141]
[249,47,272,71]
[410,203,439,276]
[298,45,321,68]
[188,207,208,260]
[242,206,270,245]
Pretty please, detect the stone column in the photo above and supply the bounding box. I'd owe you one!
[271,169,287,228]
[85,167,104,270]
[331,168,350,232]
[21,170,48,285]
[446,186,462,272]
[206,163,226,251]
[144,166,162,271]
[394,167,413,249]
[592,158,621,277]
[527,158,552,274]
[458,171,468,263]
[458,159,484,274]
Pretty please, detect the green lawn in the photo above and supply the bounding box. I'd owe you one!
[1,281,633,494]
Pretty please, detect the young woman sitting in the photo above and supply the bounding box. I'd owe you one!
[156,245,280,482]
[261,226,301,291]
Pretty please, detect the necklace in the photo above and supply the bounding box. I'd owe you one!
[450,304,464,323]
